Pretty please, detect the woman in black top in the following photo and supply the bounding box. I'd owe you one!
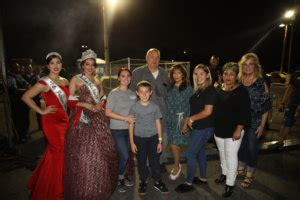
[214,62,251,197]
[175,64,217,193]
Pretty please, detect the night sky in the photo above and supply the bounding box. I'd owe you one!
[2,0,299,73]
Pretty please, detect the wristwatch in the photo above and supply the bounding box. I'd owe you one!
[158,137,163,144]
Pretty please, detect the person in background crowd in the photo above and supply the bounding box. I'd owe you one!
[214,62,251,197]
[270,70,300,149]
[64,49,118,200]
[105,67,136,193]
[7,62,30,143]
[22,52,69,200]
[209,55,222,86]
[175,64,217,193]
[166,64,193,181]
[237,53,271,188]
[130,48,169,172]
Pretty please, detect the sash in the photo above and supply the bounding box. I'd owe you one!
[76,74,100,103]
[42,77,67,112]
[75,74,101,125]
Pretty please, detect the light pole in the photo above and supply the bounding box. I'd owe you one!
[286,10,296,73]
[102,0,118,76]
[280,10,296,73]
[103,1,109,76]
[280,23,288,73]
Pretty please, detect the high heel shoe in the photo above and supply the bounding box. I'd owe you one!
[215,174,226,184]
[169,164,181,180]
[222,185,234,198]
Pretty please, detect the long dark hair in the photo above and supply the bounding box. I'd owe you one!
[43,54,62,75]
[169,64,189,91]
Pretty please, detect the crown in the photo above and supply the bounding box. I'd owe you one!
[81,49,97,61]
[46,52,62,60]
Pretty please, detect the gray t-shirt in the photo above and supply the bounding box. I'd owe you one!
[106,88,137,129]
[129,101,162,138]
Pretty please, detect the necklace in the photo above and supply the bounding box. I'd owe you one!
[221,83,238,91]
[242,76,256,86]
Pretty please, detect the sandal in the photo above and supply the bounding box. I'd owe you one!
[241,176,254,188]
[237,168,246,179]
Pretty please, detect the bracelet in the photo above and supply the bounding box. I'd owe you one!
[158,137,163,144]
[189,117,194,124]
[259,125,264,129]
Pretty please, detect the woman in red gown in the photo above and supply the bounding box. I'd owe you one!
[64,49,118,200]
[22,52,69,200]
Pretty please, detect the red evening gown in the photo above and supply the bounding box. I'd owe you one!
[27,80,69,200]
[64,85,118,200]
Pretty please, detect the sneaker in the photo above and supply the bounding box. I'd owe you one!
[138,181,147,195]
[124,176,134,187]
[175,183,194,193]
[192,177,208,185]
[117,179,126,193]
[154,181,169,194]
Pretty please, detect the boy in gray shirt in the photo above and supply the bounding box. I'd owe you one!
[129,81,168,195]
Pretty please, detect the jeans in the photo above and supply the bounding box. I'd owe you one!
[238,127,258,172]
[134,135,161,182]
[214,131,244,186]
[186,127,214,183]
[111,129,129,176]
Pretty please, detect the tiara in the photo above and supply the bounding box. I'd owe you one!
[81,49,97,61]
[46,52,62,60]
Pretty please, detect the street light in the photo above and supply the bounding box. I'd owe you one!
[102,0,118,76]
[279,23,288,73]
[280,9,296,73]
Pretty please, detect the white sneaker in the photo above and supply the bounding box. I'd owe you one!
[169,164,181,180]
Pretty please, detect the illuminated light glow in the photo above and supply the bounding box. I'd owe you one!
[284,10,295,19]
[279,24,285,27]
[107,0,118,7]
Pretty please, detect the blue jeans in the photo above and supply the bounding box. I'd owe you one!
[111,129,129,176]
[238,127,258,171]
[186,127,214,183]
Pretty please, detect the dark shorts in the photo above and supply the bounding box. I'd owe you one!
[282,92,300,127]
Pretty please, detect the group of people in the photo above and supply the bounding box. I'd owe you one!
[7,63,40,143]
[20,47,272,199]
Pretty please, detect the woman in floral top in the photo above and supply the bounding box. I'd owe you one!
[166,64,193,181]
[237,53,271,188]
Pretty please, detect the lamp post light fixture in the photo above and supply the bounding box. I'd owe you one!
[279,23,288,73]
[102,0,118,76]
[280,9,296,73]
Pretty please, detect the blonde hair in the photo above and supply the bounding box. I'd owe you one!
[238,52,262,80]
[193,64,212,91]
[145,48,160,60]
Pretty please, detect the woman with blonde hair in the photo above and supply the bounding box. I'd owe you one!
[237,53,271,188]
[175,64,217,193]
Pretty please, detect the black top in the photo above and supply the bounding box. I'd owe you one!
[189,85,217,129]
[214,85,251,138]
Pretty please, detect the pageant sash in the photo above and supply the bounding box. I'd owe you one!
[76,74,100,103]
[42,77,67,112]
